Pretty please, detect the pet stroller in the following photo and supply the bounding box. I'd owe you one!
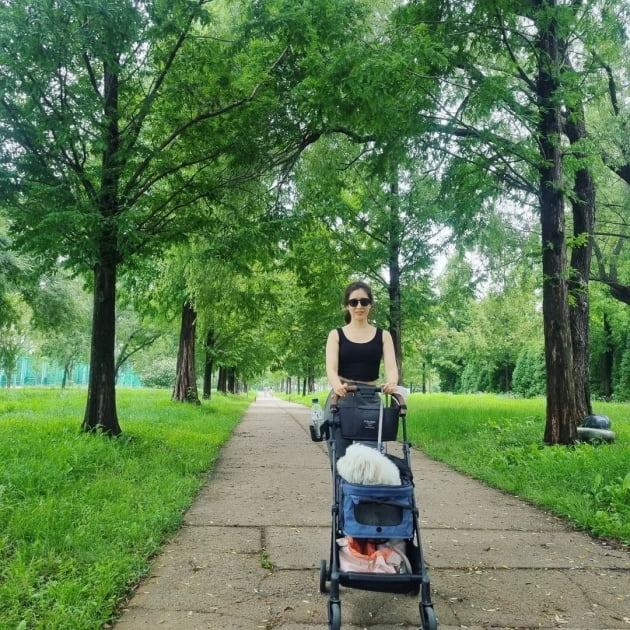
[311,384,437,630]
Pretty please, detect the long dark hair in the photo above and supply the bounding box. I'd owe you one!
[343,281,373,324]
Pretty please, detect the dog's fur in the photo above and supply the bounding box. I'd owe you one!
[336,443,401,485]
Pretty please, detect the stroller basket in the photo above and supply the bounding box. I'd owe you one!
[340,570,421,594]
[340,480,415,539]
[337,405,400,442]
[339,539,423,594]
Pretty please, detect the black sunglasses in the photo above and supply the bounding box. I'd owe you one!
[347,298,372,307]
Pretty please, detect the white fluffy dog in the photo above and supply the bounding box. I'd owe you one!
[336,443,401,486]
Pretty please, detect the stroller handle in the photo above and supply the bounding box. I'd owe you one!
[332,384,407,414]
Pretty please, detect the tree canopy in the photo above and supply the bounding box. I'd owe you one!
[2,0,630,444]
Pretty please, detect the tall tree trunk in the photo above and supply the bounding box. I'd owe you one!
[217,366,226,393]
[82,65,122,435]
[227,367,236,394]
[172,300,200,404]
[202,328,215,400]
[564,97,595,420]
[62,361,71,390]
[387,177,403,384]
[535,1,578,444]
[82,259,121,434]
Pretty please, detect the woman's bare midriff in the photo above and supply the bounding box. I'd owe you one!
[340,377,377,386]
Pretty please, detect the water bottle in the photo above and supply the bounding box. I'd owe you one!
[310,398,324,441]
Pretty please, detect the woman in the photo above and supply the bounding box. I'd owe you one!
[324,281,399,458]
[326,281,399,396]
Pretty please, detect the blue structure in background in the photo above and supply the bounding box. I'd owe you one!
[0,356,141,388]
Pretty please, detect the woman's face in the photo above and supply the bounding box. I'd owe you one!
[346,288,372,321]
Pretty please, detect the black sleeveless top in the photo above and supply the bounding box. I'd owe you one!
[337,327,383,382]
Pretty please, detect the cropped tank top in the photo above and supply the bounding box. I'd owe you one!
[337,327,383,382]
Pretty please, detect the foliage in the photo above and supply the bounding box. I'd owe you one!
[423,252,542,394]
[2,0,630,424]
[589,283,630,400]
[0,0,299,269]
[0,388,250,628]
[135,356,176,389]
[31,276,92,386]
[512,345,546,398]
[616,344,630,401]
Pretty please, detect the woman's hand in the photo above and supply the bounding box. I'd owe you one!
[381,382,397,394]
[333,383,347,397]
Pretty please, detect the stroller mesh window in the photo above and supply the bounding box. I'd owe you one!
[341,480,414,539]
[353,501,403,527]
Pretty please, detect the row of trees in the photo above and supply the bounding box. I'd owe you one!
[2,0,630,443]
[5,246,630,402]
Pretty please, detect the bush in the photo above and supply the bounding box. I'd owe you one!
[512,345,546,398]
[136,357,176,389]
[460,361,485,393]
[615,345,630,401]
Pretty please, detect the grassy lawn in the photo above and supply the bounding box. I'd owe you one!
[0,388,251,629]
[285,391,630,545]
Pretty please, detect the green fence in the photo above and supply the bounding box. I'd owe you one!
[0,356,141,388]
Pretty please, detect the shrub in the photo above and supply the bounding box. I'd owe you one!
[615,345,630,401]
[137,357,176,388]
[512,345,545,398]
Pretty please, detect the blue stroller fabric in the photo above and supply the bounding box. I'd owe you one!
[340,480,415,539]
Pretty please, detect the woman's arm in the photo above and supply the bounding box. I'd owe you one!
[381,330,399,393]
[325,329,347,397]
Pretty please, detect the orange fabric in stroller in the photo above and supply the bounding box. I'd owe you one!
[337,536,410,574]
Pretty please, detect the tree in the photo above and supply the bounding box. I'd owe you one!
[589,283,630,400]
[0,226,27,329]
[285,134,445,384]
[0,292,30,387]
[532,0,577,443]
[114,308,162,383]
[588,25,630,309]
[0,0,321,433]
[391,0,624,443]
[172,300,200,404]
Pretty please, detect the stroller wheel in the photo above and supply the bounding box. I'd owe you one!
[319,559,328,593]
[328,600,341,630]
[420,603,437,630]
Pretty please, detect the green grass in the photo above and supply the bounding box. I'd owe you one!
[284,391,630,545]
[0,388,251,629]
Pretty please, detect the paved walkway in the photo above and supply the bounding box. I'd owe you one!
[115,396,629,629]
